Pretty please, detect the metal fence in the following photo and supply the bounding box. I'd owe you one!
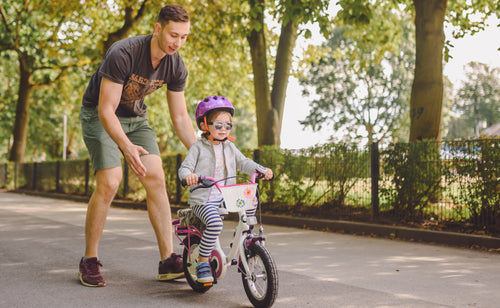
[1,139,498,235]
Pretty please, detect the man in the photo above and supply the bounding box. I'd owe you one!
[78,4,196,287]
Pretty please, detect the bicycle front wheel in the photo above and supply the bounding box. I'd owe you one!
[241,242,278,308]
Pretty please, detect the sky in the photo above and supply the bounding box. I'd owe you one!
[280,16,500,150]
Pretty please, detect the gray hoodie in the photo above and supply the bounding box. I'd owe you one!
[178,138,267,206]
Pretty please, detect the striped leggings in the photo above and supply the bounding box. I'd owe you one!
[192,199,257,258]
[192,200,224,258]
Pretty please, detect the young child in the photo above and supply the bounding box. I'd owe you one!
[178,95,273,283]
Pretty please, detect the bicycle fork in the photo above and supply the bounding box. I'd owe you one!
[210,226,261,282]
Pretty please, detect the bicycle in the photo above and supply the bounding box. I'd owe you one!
[173,172,279,308]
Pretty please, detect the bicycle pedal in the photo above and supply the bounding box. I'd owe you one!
[201,282,213,287]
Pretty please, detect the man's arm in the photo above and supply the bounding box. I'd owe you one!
[167,90,197,149]
[98,77,148,177]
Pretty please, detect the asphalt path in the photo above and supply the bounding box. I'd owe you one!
[1,192,500,307]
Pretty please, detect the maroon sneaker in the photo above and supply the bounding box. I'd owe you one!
[79,257,106,287]
[158,253,184,281]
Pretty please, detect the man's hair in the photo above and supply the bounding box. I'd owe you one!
[157,4,189,26]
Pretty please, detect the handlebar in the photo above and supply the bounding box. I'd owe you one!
[180,176,215,187]
[181,171,272,193]
[253,170,275,181]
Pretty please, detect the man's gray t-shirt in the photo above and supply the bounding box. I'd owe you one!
[82,34,188,117]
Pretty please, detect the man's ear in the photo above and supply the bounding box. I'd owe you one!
[154,22,161,35]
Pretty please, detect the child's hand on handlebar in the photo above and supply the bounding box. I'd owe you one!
[185,173,199,186]
[255,168,274,181]
[264,168,273,180]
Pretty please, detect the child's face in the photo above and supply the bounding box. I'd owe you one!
[207,111,232,141]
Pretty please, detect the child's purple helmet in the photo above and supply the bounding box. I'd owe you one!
[195,95,234,129]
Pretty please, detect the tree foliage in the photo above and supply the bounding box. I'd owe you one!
[445,62,500,138]
[299,9,415,144]
[0,52,17,159]
[336,0,499,142]
[456,62,500,131]
[0,0,106,162]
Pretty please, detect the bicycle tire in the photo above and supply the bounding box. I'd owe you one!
[182,236,213,293]
[241,242,279,308]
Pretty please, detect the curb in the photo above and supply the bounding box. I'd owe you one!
[259,214,500,250]
[10,190,500,250]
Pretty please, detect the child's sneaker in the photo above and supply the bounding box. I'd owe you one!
[79,257,106,287]
[196,262,213,283]
[158,253,184,281]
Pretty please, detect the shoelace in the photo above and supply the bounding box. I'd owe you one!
[87,260,103,274]
[164,253,180,264]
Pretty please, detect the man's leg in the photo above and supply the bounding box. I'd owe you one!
[85,167,123,258]
[79,167,122,287]
[138,155,173,259]
[138,154,184,280]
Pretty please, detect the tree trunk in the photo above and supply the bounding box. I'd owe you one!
[271,20,298,146]
[409,0,447,141]
[9,56,32,163]
[247,0,273,146]
[247,0,299,147]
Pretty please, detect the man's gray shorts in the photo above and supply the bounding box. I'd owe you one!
[80,105,160,172]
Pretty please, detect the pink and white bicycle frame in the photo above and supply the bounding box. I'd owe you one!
[173,173,262,280]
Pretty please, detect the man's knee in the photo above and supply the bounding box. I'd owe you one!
[147,168,165,184]
[140,154,164,181]
[142,167,166,191]
[95,168,123,196]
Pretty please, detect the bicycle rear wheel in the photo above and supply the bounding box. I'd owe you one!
[241,242,278,308]
[182,236,213,293]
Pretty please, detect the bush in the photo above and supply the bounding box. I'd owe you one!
[446,139,500,230]
[256,143,369,210]
[380,141,443,218]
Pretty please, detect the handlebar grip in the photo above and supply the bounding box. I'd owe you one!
[181,176,205,187]
[254,171,274,181]
[185,176,216,193]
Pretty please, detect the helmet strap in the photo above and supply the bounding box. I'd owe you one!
[203,116,209,135]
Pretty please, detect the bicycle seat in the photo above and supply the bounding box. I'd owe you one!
[177,208,206,231]
[177,208,192,217]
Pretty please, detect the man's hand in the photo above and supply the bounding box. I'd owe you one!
[122,144,149,177]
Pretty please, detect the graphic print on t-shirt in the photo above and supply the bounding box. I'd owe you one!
[119,73,165,116]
